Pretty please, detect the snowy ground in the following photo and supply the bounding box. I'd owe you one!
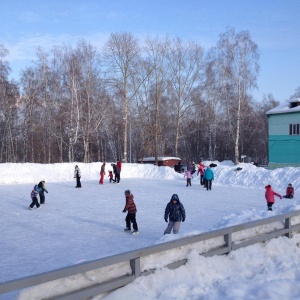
[1,161,300,300]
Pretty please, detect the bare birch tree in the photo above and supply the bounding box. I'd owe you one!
[216,27,259,163]
[102,32,141,162]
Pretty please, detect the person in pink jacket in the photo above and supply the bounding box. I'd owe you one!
[265,185,282,211]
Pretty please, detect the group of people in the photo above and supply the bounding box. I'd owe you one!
[100,160,122,184]
[184,161,215,190]
[265,183,295,211]
[73,160,122,187]
[29,180,48,209]
[122,189,186,235]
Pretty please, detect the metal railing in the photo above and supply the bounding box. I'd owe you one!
[1,210,300,300]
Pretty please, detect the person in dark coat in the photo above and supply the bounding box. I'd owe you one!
[29,184,40,209]
[38,180,48,204]
[112,163,120,183]
[74,165,81,188]
[164,194,186,234]
[123,190,139,234]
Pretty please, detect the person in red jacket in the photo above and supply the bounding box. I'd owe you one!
[122,190,139,234]
[117,159,122,172]
[197,162,205,185]
[265,184,282,211]
[283,183,294,199]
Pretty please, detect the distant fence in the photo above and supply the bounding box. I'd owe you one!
[1,210,300,300]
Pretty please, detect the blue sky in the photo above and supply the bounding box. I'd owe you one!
[1,0,300,102]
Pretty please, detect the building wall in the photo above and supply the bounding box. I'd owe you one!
[268,112,300,167]
[268,113,299,135]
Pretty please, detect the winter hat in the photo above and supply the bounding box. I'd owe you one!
[171,194,179,201]
[288,183,293,186]
[124,190,131,196]
[265,184,271,188]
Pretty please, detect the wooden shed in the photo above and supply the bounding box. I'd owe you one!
[138,156,181,168]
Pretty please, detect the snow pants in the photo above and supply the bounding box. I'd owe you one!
[186,178,191,186]
[76,175,81,188]
[125,213,138,231]
[206,180,212,190]
[267,202,274,211]
[100,171,105,184]
[30,196,40,208]
[164,221,181,234]
[39,192,45,204]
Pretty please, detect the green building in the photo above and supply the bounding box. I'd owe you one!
[266,98,300,168]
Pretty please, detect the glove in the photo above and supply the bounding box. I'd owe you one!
[122,209,126,213]
[46,191,48,193]
[280,196,282,199]
[182,218,185,222]
[164,217,168,223]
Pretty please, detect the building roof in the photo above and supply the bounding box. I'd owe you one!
[139,157,181,161]
[266,98,300,115]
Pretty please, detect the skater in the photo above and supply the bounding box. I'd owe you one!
[164,194,186,234]
[204,166,214,190]
[29,184,40,209]
[265,184,282,211]
[122,190,139,234]
[38,180,48,204]
[108,170,115,183]
[112,163,120,183]
[74,165,81,188]
[100,162,106,184]
[197,162,205,185]
[283,183,294,199]
[184,169,192,186]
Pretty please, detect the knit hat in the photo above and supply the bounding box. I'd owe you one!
[125,190,131,196]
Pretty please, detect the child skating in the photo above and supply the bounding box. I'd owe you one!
[29,184,41,210]
[184,170,192,186]
[164,194,186,234]
[122,190,139,234]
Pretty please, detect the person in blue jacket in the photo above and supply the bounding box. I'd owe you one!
[204,166,214,191]
[164,194,186,234]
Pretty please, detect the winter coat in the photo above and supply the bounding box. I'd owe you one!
[38,181,48,194]
[204,167,214,180]
[124,194,137,214]
[108,171,113,179]
[164,200,186,222]
[265,185,282,203]
[74,167,81,178]
[117,161,122,172]
[100,163,106,173]
[184,170,192,179]
[197,164,204,176]
[286,186,294,197]
[31,185,40,198]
